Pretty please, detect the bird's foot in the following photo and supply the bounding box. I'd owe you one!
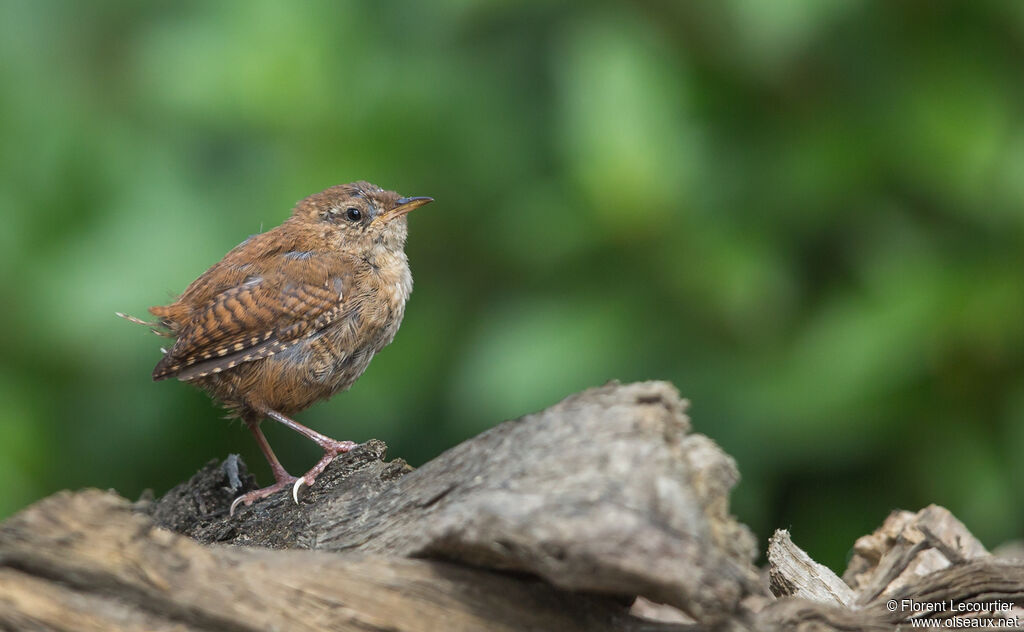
[229,474,299,516]
[291,439,357,503]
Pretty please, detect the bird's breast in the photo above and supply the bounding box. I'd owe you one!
[363,254,413,349]
[301,254,412,389]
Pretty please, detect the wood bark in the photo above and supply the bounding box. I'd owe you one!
[762,507,1024,630]
[0,491,680,632]
[1,381,1021,631]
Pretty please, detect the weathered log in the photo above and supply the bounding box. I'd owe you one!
[143,381,761,622]
[0,491,683,632]
[757,558,1024,631]
[760,507,1024,631]
[1,381,758,631]
[3,381,1022,631]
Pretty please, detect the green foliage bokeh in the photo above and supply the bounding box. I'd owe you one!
[1,1,1022,570]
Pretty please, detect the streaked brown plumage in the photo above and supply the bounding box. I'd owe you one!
[121,181,432,513]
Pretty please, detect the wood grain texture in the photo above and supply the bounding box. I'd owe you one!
[761,507,1024,631]
[768,530,855,607]
[3,381,1022,631]
[147,380,762,623]
[0,491,681,632]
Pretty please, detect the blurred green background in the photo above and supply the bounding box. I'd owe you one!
[1,0,1022,571]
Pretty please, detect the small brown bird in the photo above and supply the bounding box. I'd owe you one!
[120,182,432,514]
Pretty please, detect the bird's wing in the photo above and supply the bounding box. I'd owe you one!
[152,255,357,382]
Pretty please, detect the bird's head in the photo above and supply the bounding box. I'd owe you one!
[289,181,433,254]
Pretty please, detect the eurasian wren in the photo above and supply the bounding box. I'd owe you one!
[120,181,433,513]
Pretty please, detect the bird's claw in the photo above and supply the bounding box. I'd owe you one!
[228,474,298,516]
[227,442,354,513]
[292,477,307,504]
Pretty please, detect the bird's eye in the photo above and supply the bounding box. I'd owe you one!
[345,207,362,222]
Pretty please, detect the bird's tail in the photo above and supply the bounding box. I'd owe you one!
[115,311,175,338]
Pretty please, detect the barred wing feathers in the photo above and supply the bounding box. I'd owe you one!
[151,253,354,382]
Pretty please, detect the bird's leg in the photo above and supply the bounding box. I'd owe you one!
[263,409,356,503]
[228,419,299,516]
[247,419,298,485]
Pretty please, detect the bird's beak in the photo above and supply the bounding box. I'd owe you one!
[375,196,433,224]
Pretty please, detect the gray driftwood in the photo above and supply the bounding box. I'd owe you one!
[164,380,759,620]
[768,530,856,607]
[0,381,758,631]
[2,381,1022,631]
[0,491,684,632]
[761,506,1024,631]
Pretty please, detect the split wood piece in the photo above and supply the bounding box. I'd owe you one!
[767,530,855,606]
[843,505,989,604]
[758,558,1024,630]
